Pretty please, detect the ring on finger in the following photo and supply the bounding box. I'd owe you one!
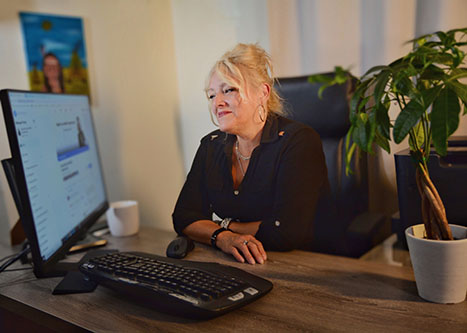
[243,240,248,245]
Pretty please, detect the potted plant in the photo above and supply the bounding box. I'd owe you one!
[309,27,467,303]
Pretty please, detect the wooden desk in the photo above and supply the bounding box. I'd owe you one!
[0,226,465,332]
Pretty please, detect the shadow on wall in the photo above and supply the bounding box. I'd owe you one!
[79,18,125,206]
[174,105,187,175]
[0,177,15,245]
[368,148,399,217]
[93,103,125,205]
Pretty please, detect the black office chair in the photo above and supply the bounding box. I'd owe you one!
[276,73,389,257]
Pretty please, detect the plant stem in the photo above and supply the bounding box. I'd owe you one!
[415,168,433,238]
[421,112,430,171]
[418,165,453,240]
[409,129,421,151]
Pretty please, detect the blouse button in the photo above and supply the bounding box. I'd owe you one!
[234,190,239,195]
[275,220,280,227]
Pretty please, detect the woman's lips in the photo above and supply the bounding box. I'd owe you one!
[217,110,232,118]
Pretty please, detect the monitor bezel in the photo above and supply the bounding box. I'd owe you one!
[0,89,109,277]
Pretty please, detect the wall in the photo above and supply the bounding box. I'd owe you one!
[171,0,270,171]
[361,0,418,215]
[0,0,184,244]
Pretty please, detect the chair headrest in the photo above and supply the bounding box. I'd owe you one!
[276,73,354,138]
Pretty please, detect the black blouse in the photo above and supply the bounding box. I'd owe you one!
[172,115,328,251]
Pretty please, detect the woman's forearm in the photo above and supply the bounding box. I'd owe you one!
[182,219,266,264]
[182,220,261,243]
[228,221,261,236]
[182,220,220,245]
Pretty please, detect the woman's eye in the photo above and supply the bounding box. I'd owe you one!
[207,94,215,100]
[224,88,236,94]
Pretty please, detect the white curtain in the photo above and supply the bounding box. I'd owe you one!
[267,0,467,215]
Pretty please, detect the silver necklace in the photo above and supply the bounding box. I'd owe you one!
[236,154,246,176]
[235,140,251,161]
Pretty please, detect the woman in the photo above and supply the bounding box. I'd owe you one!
[172,44,328,264]
[42,52,65,93]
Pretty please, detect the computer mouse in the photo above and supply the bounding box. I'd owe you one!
[166,236,194,259]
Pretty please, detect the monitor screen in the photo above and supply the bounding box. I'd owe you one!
[1,90,108,276]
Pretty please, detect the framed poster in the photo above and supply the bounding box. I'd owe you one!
[19,12,90,96]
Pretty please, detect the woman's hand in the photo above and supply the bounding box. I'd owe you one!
[216,231,267,264]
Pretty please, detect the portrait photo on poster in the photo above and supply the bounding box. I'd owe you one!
[19,12,91,98]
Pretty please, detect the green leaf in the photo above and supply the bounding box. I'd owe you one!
[446,27,467,35]
[374,130,390,153]
[388,57,407,69]
[349,93,360,123]
[344,141,357,176]
[408,33,435,44]
[352,113,375,153]
[436,31,449,44]
[393,99,425,143]
[431,87,461,155]
[349,78,372,121]
[408,121,426,151]
[362,65,388,78]
[334,66,349,84]
[345,127,353,156]
[431,53,454,66]
[445,80,467,106]
[317,85,329,99]
[367,107,377,151]
[373,70,391,106]
[308,74,332,84]
[358,96,370,113]
[450,47,465,67]
[393,74,415,97]
[447,68,467,82]
[419,65,445,81]
[308,68,354,99]
[375,100,391,139]
[420,85,443,109]
[352,113,368,152]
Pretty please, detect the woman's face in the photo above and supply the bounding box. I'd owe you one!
[43,56,60,80]
[207,72,260,135]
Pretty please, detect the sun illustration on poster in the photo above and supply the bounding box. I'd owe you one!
[41,20,52,31]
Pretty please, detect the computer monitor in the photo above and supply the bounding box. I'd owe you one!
[0,89,108,277]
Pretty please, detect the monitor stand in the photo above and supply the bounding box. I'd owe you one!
[51,248,117,295]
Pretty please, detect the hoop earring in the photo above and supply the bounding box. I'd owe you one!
[209,108,219,127]
[257,104,266,122]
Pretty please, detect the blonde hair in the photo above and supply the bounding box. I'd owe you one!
[205,43,284,117]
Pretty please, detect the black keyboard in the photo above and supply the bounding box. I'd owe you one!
[79,251,273,318]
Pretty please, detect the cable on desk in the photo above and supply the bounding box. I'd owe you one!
[0,244,31,274]
[2,266,33,272]
[0,253,17,264]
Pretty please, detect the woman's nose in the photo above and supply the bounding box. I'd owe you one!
[214,94,226,107]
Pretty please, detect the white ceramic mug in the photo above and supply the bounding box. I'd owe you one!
[106,200,140,237]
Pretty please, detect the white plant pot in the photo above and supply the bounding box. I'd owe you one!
[406,224,467,304]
